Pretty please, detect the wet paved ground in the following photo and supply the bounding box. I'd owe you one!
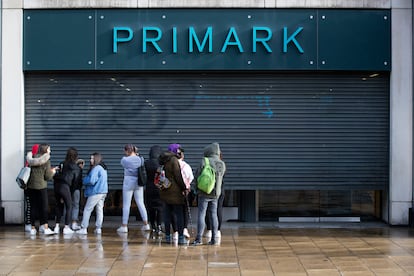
[1,219,414,275]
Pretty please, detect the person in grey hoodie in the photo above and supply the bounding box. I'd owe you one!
[192,142,226,246]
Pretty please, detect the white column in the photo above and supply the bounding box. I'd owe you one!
[389,2,413,225]
[1,3,25,224]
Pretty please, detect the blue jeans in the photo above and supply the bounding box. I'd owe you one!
[71,189,80,222]
[196,195,218,241]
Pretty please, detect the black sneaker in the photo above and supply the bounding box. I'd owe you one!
[164,234,171,243]
[208,240,219,246]
[192,240,203,246]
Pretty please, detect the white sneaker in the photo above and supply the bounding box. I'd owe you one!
[54,225,60,234]
[76,228,88,235]
[25,224,32,232]
[43,228,55,235]
[204,230,212,238]
[173,231,178,240]
[141,224,151,231]
[63,227,74,234]
[216,230,221,238]
[117,226,128,233]
[39,224,45,233]
[183,228,190,238]
[71,222,81,230]
[30,228,37,235]
[94,228,102,235]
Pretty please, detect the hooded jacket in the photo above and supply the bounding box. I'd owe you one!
[83,164,108,197]
[194,142,226,199]
[145,145,163,198]
[27,153,54,190]
[158,151,186,205]
[26,151,50,167]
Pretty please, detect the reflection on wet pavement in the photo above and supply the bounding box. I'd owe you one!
[1,221,414,275]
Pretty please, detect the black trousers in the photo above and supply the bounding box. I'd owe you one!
[54,183,72,226]
[27,188,49,226]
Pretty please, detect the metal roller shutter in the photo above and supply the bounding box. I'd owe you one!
[25,72,389,190]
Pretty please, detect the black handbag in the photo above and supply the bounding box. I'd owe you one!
[137,156,147,186]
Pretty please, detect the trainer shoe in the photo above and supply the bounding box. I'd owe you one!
[216,230,221,238]
[141,224,151,231]
[164,234,171,243]
[30,228,37,235]
[25,224,32,232]
[204,230,212,238]
[43,228,55,235]
[53,225,60,234]
[157,225,163,237]
[94,228,102,235]
[192,239,203,246]
[173,231,178,240]
[39,224,45,233]
[117,226,128,233]
[71,222,81,230]
[183,228,190,238]
[76,228,88,235]
[208,239,220,246]
[63,227,74,234]
[178,235,189,245]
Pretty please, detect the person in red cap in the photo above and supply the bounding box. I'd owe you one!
[24,144,49,232]
[26,144,57,235]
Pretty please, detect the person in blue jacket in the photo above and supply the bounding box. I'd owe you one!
[76,152,108,235]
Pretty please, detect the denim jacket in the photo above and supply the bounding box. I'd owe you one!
[83,164,108,197]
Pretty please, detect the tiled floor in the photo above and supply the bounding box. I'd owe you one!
[1,219,414,275]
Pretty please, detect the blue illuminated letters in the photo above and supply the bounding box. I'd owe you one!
[189,27,213,53]
[113,27,133,53]
[112,26,304,54]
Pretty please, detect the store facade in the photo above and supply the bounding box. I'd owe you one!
[1,1,412,225]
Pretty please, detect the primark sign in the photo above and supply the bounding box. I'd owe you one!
[23,9,391,71]
[112,26,304,54]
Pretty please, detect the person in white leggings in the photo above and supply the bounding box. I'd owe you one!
[117,144,150,233]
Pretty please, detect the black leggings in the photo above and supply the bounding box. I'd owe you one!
[146,198,164,230]
[28,188,49,226]
[24,190,31,225]
[54,183,72,226]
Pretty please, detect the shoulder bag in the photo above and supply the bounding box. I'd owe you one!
[16,166,31,189]
[137,156,147,186]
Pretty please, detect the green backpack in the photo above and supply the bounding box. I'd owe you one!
[197,157,216,194]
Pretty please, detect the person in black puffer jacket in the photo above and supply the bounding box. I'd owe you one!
[53,147,82,234]
[144,145,164,237]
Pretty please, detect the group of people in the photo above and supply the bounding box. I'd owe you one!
[24,144,108,236]
[23,141,226,246]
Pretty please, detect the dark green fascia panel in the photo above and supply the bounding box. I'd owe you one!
[24,10,96,70]
[23,9,390,71]
[318,9,391,71]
